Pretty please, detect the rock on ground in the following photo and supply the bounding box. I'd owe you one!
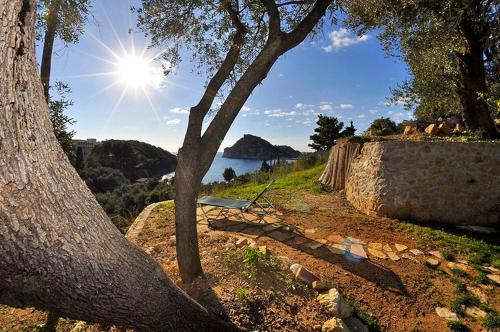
[317,288,353,319]
[322,317,350,332]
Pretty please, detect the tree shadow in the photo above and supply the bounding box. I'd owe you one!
[209,219,408,295]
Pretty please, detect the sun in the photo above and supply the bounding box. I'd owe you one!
[114,53,161,89]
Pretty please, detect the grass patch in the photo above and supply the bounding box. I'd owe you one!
[447,320,469,332]
[214,164,325,200]
[441,249,455,261]
[450,268,470,279]
[482,311,500,329]
[345,297,380,332]
[235,287,254,308]
[396,221,499,268]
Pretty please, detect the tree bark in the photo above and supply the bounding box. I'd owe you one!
[0,1,238,330]
[458,14,497,137]
[40,0,61,102]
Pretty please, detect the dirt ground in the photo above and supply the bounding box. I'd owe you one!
[1,190,498,331]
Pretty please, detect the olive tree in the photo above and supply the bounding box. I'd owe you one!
[37,0,91,101]
[136,0,336,282]
[0,1,238,330]
[342,0,498,137]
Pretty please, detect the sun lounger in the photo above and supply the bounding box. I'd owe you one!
[198,180,275,225]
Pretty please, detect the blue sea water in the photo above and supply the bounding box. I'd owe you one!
[202,153,266,183]
[161,152,279,184]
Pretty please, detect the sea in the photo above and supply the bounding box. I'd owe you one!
[161,152,288,184]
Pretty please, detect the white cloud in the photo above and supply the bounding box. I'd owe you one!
[241,106,251,112]
[295,103,315,110]
[368,109,379,114]
[165,118,181,125]
[264,109,297,117]
[357,114,366,118]
[387,110,413,121]
[323,28,370,52]
[170,107,189,114]
[339,103,354,110]
[319,104,333,111]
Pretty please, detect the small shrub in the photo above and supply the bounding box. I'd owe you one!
[223,167,236,182]
[447,320,469,332]
[441,249,455,261]
[482,311,500,329]
[235,287,255,309]
[473,272,489,285]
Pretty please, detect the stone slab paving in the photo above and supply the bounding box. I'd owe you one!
[368,248,387,259]
[349,244,368,260]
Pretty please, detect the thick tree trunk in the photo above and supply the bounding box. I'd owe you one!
[458,18,497,137]
[40,0,60,101]
[0,1,238,331]
[174,148,203,283]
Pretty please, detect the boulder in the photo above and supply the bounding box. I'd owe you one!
[438,123,452,135]
[290,263,302,275]
[453,122,466,133]
[426,258,440,267]
[236,238,248,248]
[487,273,500,285]
[435,307,459,321]
[295,266,320,284]
[464,306,487,319]
[425,124,439,135]
[322,317,350,332]
[317,288,353,319]
[312,280,331,292]
[403,126,418,135]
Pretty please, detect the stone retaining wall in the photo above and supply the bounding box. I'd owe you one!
[345,141,500,225]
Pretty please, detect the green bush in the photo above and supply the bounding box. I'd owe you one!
[366,117,398,136]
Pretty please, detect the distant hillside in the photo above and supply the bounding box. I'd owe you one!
[223,134,301,160]
[87,140,177,181]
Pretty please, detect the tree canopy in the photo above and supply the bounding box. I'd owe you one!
[309,115,353,151]
[341,0,498,135]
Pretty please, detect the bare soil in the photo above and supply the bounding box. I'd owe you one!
[1,190,498,331]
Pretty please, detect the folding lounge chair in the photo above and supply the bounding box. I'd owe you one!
[197,180,275,225]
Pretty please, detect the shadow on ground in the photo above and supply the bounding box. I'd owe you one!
[208,218,408,295]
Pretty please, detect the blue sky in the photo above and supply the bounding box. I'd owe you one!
[38,0,412,153]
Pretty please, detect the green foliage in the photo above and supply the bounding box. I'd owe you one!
[79,166,128,193]
[366,117,398,136]
[341,0,498,122]
[48,81,75,159]
[223,167,236,182]
[36,0,91,44]
[235,287,254,308]
[346,297,380,332]
[441,249,455,261]
[135,1,335,87]
[309,115,349,151]
[482,311,500,329]
[87,140,177,181]
[447,321,468,332]
[396,222,500,268]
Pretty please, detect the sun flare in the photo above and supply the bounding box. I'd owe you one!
[114,54,161,89]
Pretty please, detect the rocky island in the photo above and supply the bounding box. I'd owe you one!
[223,134,301,160]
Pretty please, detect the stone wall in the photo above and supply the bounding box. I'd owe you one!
[345,141,500,225]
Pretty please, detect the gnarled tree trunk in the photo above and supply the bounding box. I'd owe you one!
[458,15,497,137]
[40,0,61,101]
[0,1,237,331]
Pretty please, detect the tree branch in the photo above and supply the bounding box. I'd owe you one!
[260,0,281,39]
[282,0,332,52]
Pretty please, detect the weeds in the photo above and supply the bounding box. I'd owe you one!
[482,311,500,329]
[447,320,469,332]
[346,297,380,332]
[450,268,469,279]
[235,287,254,308]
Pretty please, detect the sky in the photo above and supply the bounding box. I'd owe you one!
[37,0,413,153]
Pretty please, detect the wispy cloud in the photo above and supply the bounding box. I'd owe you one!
[264,109,297,117]
[170,107,189,114]
[165,118,181,125]
[323,28,370,52]
[339,103,354,110]
[319,102,333,111]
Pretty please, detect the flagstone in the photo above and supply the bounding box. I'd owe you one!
[383,244,393,253]
[327,234,345,244]
[429,250,444,260]
[328,244,347,255]
[268,230,294,242]
[394,243,408,252]
[306,242,323,250]
[387,252,400,261]
[349,244,368,260]
[368,242,383,250]
[305,228,317,234]
[347,236,366,245]
[263,223,282,232]
[410,249,424,256]
[318,239,329,244]
[368,248,387,259]
[402,253,419,262]
[289,236,309,245]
